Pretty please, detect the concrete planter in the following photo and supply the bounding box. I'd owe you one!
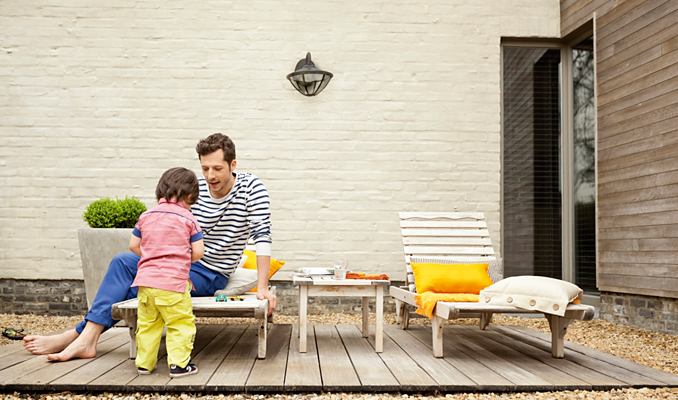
[78,228,132,307]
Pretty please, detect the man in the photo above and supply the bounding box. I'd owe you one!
[23,133,277,361]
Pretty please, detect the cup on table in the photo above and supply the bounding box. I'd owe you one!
[334,268,347,279]
[333,259,348,280]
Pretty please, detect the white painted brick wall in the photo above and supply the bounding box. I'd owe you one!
[0,0,559,280]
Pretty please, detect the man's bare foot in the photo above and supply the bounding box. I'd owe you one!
[23,329,78,355]
[47,336,96,361]
[45,322,103,362]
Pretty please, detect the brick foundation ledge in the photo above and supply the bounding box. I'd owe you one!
[0,279,88,316]
[599,291,678,334]
[0,276,406,317]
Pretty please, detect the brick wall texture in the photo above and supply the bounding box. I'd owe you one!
[0,278,404,317]
[0,279,87,316]
[600,292,678,334]
[0,1,560,280]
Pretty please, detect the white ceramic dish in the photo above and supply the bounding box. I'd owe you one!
[297,267,334,276]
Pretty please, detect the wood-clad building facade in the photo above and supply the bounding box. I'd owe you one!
[561,0,678,330]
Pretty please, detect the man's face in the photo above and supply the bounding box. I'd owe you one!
[199,149,237,198]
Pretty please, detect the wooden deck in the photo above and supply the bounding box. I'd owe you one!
[1,323,676,393]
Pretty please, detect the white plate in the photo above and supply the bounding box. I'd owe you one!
[297,267,334,276]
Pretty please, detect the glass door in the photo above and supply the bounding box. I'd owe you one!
[571,37,597,292]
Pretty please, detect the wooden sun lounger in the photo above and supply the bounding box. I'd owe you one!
[390,211,595,359]
[112,294,270,359]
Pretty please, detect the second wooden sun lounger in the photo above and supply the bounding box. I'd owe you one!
[389,211,595,358]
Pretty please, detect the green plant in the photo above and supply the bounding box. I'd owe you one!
[83,197,147,228]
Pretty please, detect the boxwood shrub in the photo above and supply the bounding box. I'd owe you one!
[83,197,147,228]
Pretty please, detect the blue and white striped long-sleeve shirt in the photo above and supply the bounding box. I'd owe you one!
[191,172,272,277]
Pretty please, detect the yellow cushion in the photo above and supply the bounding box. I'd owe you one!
[410,262,493,294]
[242,250,285,292]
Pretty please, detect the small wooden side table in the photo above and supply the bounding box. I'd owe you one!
[293,276,389,353]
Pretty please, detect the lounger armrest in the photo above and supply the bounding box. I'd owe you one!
[563,303,595,320]
[390,286,417,305]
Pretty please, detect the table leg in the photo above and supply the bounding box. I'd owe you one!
[299,285,308,353]
[361,297,369,338]
[375,286,384,353]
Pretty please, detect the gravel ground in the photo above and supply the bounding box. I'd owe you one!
[1,313,676,400]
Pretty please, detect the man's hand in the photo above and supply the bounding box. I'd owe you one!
[256,288,277,315]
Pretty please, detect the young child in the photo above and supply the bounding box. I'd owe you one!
[129,167,205,378]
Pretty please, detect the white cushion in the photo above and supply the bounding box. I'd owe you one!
[479,276,583,317]
[214,255,258,296]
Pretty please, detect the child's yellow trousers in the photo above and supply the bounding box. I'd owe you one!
[134,284,195,371]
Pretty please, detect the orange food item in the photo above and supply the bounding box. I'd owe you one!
[345,272,389,281]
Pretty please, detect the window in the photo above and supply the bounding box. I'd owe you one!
[502,45,562,279]
[502,37,597,292]
[572,37,596,292]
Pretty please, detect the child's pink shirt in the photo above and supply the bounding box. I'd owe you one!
[131,199,203,293]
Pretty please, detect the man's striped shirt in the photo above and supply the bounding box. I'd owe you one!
[191,172,272,277]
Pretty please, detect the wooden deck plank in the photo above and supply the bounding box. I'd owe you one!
[437,325,552,388]
[479,326,624,386]
[92,359,140,390]
[315,325,361,390]
[0,328,127,385]
[0,325,122,371]
[455,326,587,388]
[8,330,130,388]
[371,325,437,389]
[336,324,399,391]
[89,339,167,389]
[517,326,678,385]
[204,325,258,391]
[127,324,223,391]
[495,326,665,386]
[0,341,26,359]
[384,325,475,389]
[167,325,244,390]
[407,325,514,387]
[500,326,678,385]
[0,323,674,393]
[284,323,322,391]
[0,351,36,373]
[50,338,130,389]
[246,324,292,392]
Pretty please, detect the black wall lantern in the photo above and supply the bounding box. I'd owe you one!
[286,52,333,96]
